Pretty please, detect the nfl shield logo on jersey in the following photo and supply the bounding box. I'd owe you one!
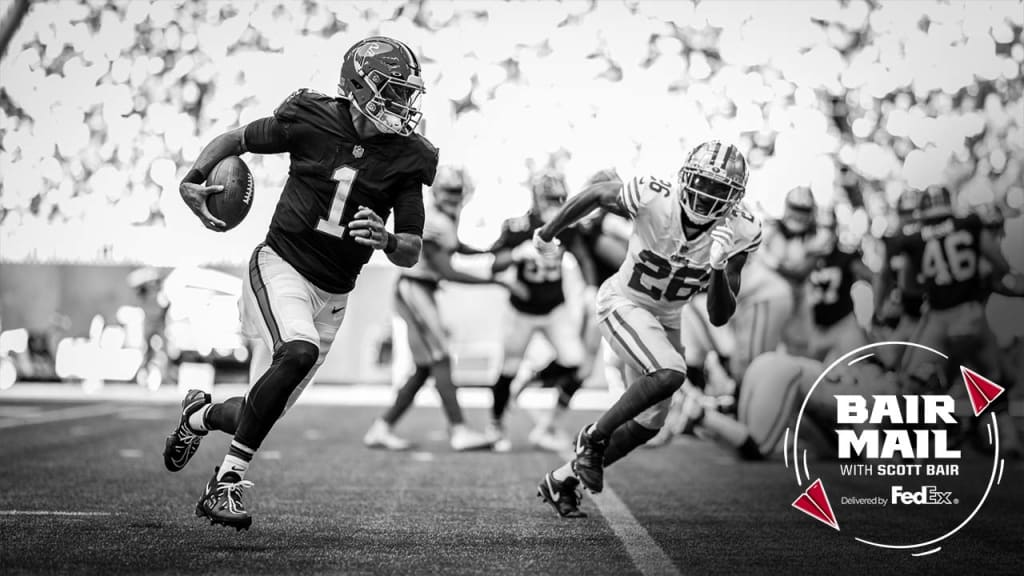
[353,145,364,158]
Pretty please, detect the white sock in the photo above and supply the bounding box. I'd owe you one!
[188,405,210,432]
[217,453,251,482]
[552,461,576,482]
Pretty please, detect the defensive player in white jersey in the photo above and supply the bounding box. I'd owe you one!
[364,166,503,452]
[532,141,761,517]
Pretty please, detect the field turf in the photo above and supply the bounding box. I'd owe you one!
[1,393,1022,575]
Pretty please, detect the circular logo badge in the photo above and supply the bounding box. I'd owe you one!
[786,341,1006,557]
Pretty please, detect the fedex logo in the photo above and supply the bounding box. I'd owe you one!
[891,485,953,505]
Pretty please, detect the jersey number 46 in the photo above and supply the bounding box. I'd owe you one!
[922,231,976,286]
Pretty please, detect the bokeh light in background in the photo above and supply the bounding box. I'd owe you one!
[0,0,1021,263]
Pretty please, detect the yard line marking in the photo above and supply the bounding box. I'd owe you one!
[0,404,130,430]
[590,486,682,576]
[561,450,681,576]
[0,510,112,516]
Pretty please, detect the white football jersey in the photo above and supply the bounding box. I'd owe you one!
[607,174,763,318]
[402,203,459,283]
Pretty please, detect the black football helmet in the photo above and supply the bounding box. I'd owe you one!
[917,185,954,221]
[782,187,816,234]
[338,36,424,136]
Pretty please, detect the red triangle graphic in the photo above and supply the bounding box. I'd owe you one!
[792,479,839,531]
[806,479,836,526]
[961,366,1005,417]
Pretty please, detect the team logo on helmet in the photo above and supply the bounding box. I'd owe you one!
[339,36,425,136]
[678,140,748,224]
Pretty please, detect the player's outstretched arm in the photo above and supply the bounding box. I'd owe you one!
[536,179,623,243]
[423,242,498,285]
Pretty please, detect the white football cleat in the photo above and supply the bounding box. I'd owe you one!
[486,423,512,453]
[363,419,412,451]
[450,425,493,452]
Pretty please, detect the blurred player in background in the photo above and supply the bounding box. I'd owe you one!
[759,187,832,356]
[162,36,437,530]
[804,210,872,364]
[364,166,504,452]
[882,185,1024,455]
[873,189,926,363]
[487,170,596,452]
[532,141,761,518]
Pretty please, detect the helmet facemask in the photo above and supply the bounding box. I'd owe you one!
[343,72,424,136]
[678,169,744,225]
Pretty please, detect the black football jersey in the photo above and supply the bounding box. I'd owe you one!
[883,222,924,317]
[808,247,859,327]
[251,90,438,294]
[891,214,984,311]
[491,212,576,315]
[576,212,622,285]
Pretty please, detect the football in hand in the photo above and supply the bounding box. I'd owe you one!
[206,156,254,231]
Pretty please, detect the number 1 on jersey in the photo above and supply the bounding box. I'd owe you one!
[317,166,357,238]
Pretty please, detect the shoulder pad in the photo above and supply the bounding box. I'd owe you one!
[728,207,763,254]
[619,175,673,217]
[274,89,338,125]
[409,134,439,186]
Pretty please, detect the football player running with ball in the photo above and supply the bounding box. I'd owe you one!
[165,37,437,530]
[533,141,761,517]
[364,166,503,452]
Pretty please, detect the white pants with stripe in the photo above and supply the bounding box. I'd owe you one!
[596,280,685,428]
[394,276,449,366]
[240,243,348,414]
[500,303,585,376]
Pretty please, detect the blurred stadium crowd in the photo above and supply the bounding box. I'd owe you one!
[0,0,1022,352]
[1,0,1022,259]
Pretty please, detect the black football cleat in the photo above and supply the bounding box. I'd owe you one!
[195,467,254,531]
[571,424,607,494]
[537,472,587,518]
[163,389,211,472]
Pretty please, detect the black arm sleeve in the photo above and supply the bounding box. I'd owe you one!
[242,117,289,154]
[393,179,425,237]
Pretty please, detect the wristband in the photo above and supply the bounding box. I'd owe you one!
[183,168,206,184]
[384,232,398,254]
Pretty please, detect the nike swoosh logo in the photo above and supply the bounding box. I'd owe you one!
[229,465,245,473]
[546,477,560,502]
[332,306,345,314]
